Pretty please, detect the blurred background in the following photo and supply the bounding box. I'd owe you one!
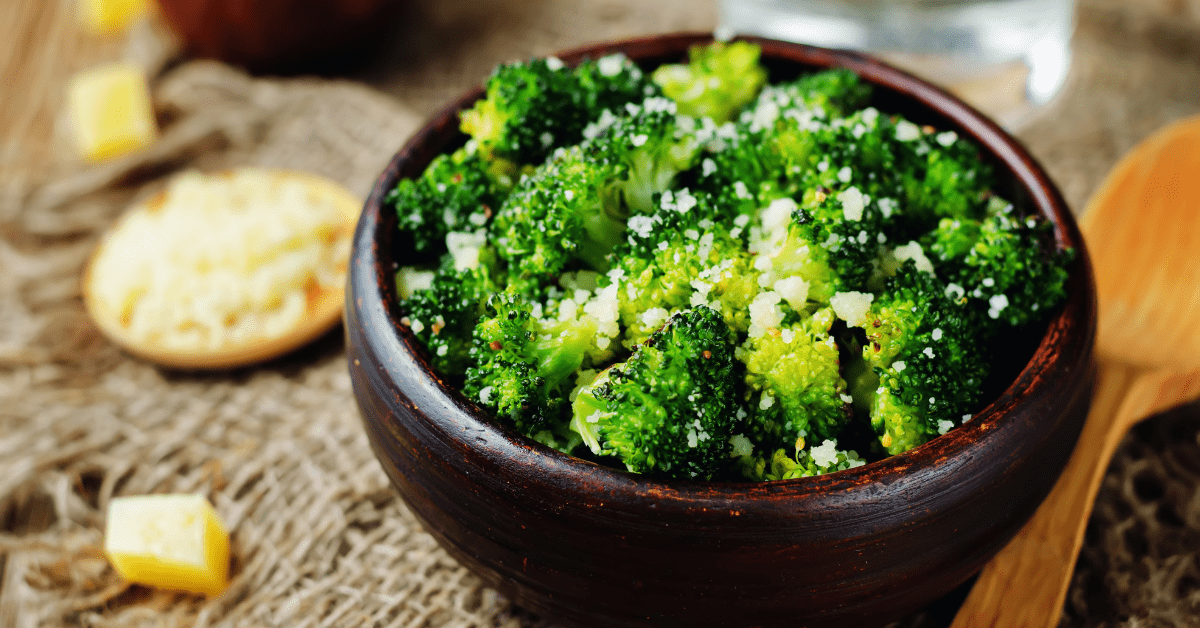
[4,0,1200,626]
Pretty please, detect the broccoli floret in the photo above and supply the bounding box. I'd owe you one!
[684,70,872,219]
[839,112,994,234]
[742,68,873,125]
[753,108,995,240]
[652,41,767,124]
[607,189,761,346]
[850,263,988,455]
[680,70,874,230]
[926,203,1072,330]
[791,182,894,292]
[489,145,628,295]
[739,307,850,454]
[685,123,792,217]
[692,70,870,211]
[461,53,658,167]
[400,264,497,376]
[925,216,982,262]
[582,96,701,215]
[488,99,701,295]
[386,145,508,260]
[896,126,996,231]
[462,290,596,445]
[569,306,740,480]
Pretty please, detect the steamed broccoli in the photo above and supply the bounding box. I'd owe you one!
[741,68,872,125]
[488,97,703,296]
[737,438,866,482]
[581,96,701,215]
[386,145,508,260]
[569,306,740,480]
[605,189,760,346]
[925,202,1072,330]
[849,262,989,455]
[683,69,874,218]
[390,41,1073,482]
[807,110,994,235]
[461,53,659,167]
[651,41,768,124]
[748,197,847,309]
[488,146,626,295]
[399,263,498,377]
[462,290,596,451]
[685,122,790,217]
[739,307,850,454]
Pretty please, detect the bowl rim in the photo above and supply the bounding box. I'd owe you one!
[350,32,1095,501]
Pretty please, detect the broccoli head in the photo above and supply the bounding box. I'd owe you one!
[461,53,658,167]
[607,189,761,345]
[926,203,1072,330]
[736,438,866,482]
[488,98,703,296]
[685,70,873,219]
[749,197,846,309]
[651,41,767,124]
[582,96,701,215]
[400,264,497,377]
[761,108,995,239]
[489,145,628,295]
[739,307,850,453]
[685,123,792,218]
[791,182,894,293]
[569,306,740,480]
[386,145,508,260]
[851,263,989,455]
[741,68,873,126]
[462,290,595,449]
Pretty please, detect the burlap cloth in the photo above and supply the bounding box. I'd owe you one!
[3,0,1200,626]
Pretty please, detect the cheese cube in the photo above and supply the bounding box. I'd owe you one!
[67,63,158,163]
[104,494,230,596]
[79,0,150,34]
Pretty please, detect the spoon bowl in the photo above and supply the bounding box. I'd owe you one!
[84,168,360,370]
[954,115,1200,627]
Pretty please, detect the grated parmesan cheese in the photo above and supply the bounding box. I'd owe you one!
[88,169,355,353]
[830,291,874,327]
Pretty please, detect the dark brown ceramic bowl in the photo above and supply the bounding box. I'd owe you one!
[157,0,398,73]
[347,34,1096,628]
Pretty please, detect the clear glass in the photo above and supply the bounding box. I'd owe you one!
[717,0,1075,128]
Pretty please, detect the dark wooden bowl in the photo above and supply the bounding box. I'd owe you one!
[157,0,398,74]
[346,33,1096,628]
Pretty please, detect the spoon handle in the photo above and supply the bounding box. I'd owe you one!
[952,362,1188,627]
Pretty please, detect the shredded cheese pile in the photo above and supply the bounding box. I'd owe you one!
[89,169,353,352]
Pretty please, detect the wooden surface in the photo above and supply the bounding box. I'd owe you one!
[954,117,1200,627]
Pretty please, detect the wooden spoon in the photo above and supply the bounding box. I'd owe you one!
[953,117,1200,626]
[83,168,361,370]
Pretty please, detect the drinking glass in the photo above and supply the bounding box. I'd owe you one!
[717,0,1075,127]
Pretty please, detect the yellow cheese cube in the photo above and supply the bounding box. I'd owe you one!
[67,63,158,163]
[79,0,150,34]
[104,494,230,596]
